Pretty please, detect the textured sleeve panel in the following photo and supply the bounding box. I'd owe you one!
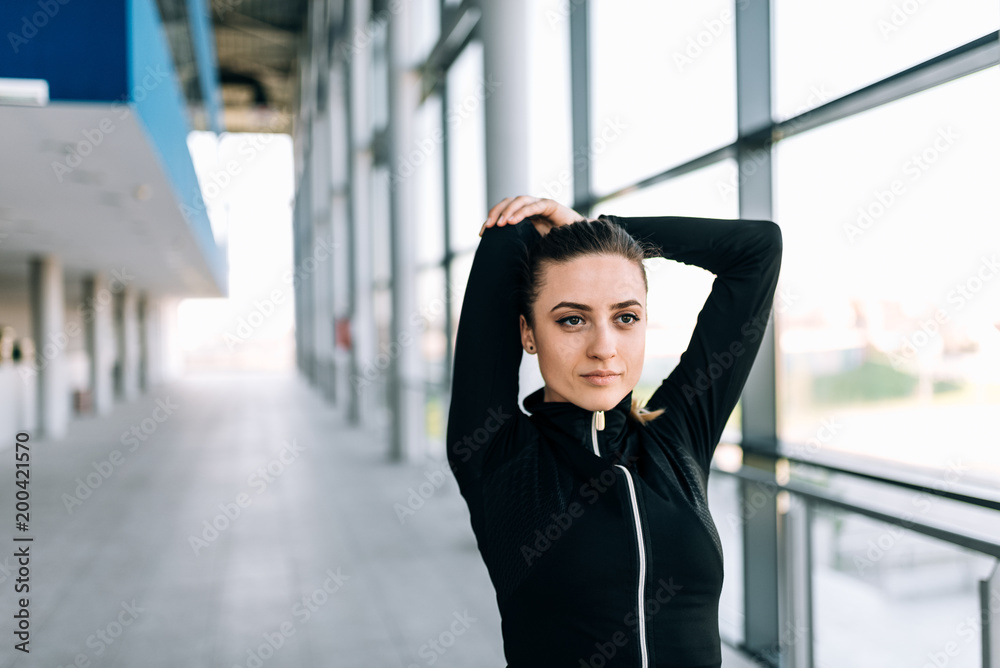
[446,221,540,528]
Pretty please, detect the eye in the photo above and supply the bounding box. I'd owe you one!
[619,313,640,325]
[557,315,584,327]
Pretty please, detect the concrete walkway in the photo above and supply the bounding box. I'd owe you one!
[0,370,504,668]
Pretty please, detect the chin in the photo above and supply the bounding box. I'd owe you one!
[578,381,627,404]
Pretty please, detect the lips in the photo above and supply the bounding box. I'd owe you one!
[581,371,621,386]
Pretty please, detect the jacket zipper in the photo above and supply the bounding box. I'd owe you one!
[592,410,648,668]
[590,409,604,455]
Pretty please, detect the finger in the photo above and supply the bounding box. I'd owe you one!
[499,197,541,225]
[508,201,548,226]
[482,198,518,236]
[482,196,542,236]
[501,196,536,220]
[485,197,515,227]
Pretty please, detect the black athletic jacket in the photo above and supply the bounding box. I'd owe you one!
[446,214,782,667]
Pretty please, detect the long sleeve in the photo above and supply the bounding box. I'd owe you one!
[600,214,783,474]
[446,220,540,523]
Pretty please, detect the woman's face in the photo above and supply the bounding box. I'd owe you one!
[520,253,647,411]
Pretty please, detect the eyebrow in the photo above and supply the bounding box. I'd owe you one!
[549,299,643,313]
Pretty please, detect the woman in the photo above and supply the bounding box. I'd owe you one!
[447,195,782,667]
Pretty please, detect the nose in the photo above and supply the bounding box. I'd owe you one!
[587,320,617,360]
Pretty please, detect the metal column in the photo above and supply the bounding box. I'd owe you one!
[387,0,425,461]
[735,1,782,665]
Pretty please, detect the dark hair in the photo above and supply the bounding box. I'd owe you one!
[517,217,666,426]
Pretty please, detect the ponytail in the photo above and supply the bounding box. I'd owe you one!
[628,397,665,426]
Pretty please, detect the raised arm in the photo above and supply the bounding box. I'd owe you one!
[599,214,783,474]
[447,220,539,520]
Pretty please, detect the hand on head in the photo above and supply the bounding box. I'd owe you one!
[480,196,588,237]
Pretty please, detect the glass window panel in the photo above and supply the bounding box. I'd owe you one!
[772,0,1000,121]
[418,266,449,385]
[528,0,574,206]
[410,0,440,65]
[372,286,393,424]
[810,506,997,668]
[446,42,488,253]
[413,93,446,267]
[707,471,746,646]
[591,160,740,219]
[774,67,1000,486]
[370,165,392,286]
[419,267,449,457]
[789,465,1000,547]
[594,161,745,439]
[370,18,389,132]
[590,0,737,195]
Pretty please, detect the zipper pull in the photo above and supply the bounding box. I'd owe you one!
[595,410,605,431]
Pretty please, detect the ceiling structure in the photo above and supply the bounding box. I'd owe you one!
[155,0,308,135]
[210,0,310,134]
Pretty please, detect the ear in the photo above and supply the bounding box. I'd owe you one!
[519,314,535,354]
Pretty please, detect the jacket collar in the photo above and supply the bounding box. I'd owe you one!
[523,386,633,458]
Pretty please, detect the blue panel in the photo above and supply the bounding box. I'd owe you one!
[128,0,227,294]
[186,0,224,133]
[0,0,128,102]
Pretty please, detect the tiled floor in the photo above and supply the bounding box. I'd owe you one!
[0,370,504,668]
